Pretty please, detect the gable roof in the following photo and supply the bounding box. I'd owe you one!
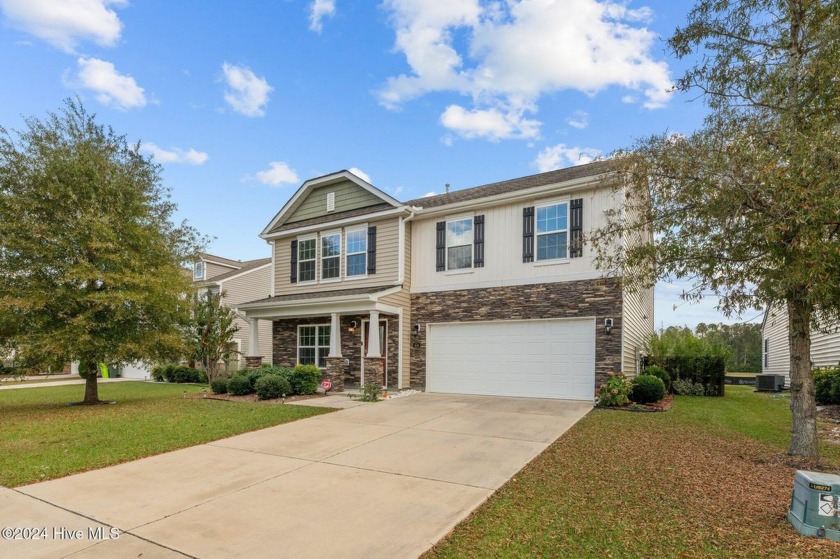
[404,160,614,210]
[199,252,242,269]
[202,257,271,283]
[261,170,403,238]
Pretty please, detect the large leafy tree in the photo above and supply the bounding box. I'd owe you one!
[592,1,840,457]
[0,99,202,404]
[189,290,239,383]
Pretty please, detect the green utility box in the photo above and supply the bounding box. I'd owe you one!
[788,470,840,542]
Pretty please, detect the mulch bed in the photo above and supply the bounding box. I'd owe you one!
[818,404,840,445]
[599,393,674,412]
[184,392,327,404]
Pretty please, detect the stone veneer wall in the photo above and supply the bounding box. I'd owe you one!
[273,315,400,387]
[409,278,623,389]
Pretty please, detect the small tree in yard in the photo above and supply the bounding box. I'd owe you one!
[189,290,238,383]
[0,99,202,404]
[592,1,840,458]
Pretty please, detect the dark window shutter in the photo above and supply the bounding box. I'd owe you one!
[522,207,534,263]
[290,240,298,283]
[570,198,583,258]
[436,221,446,272]
[473,215,484,268]
[367,226,377,274]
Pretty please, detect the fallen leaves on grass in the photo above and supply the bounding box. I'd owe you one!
[426,403,839,558]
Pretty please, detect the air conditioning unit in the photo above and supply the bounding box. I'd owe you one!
[755,374,785,392]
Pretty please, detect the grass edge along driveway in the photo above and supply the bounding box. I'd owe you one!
[426,386,840,559]
[0,382,332,488]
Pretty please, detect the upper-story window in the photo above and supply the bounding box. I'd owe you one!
[298,238,316,283]
[536,203,568,261]
[321,232,341,281]
[345,228,367,277]
[447,218,473,270]
[193,261,204,280]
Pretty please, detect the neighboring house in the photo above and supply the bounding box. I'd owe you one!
[193,253,273,369]
[761,305,840,386]
[237,164,653,401]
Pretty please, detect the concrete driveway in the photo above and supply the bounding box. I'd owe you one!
[1,393,591,559]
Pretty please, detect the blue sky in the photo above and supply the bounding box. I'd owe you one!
[0,0,759,329]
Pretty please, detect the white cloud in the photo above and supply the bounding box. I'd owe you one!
[348,167,372,183]
[566,110,589,129]
[534,144,601,172]
[441,135,454,147]
[255,161,299,186]
[141,143,208,165]
[392,185,404,196]
[440,103,540,141]
[0,0,125,52]
[71,57,146,110]
[221,63,273,117]
[309,0,335,33]
[379,0,672,139]
[423,191,438,198]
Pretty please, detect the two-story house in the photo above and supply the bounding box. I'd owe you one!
[193,252,273,369]
[761,305,840,386]
[237,164,653,401]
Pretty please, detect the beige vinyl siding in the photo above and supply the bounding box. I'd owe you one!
[621,284,654,377]
[763,304,840,386]
[379,286,411,388]
[204,261,239,280]
[220,265,273,363]
[286,181,383,224]
[274,216,401,296]
[410,186,619,292]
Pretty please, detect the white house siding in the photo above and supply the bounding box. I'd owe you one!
[410,186,618,292]
[273,216,401,296]
[379,286,410,389]
[221,265,273,364]
[761,304,840,385]
[622,284,654,376]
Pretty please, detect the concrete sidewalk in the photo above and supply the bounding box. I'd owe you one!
[1,393,591,559]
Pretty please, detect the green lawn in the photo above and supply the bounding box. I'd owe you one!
[0,382,332,487]
[426,387,840,558]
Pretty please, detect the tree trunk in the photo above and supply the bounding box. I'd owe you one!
[787,298,818,458]
[82,360,101,405]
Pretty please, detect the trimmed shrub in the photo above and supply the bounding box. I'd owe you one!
[291,364,321,395]
[227,374,253,396]
[154,364,205,384]
[630,374,666,404]
[672,378,706,396]
[247,368,272,390]
[210,378,228,394]
[814,366,840,405]
[255,374,291,400]
[596,372,632,407]
[642,365,671,392]
[651,356,725,396]
[257,366,295,383]
[151,365,166,382]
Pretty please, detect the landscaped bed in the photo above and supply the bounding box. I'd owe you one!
[0,381,333,487]
[425,386,840,558]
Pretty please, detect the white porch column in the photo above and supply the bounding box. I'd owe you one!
[247,318,260,356]
[329,312,342,357]
[366,310,381,357]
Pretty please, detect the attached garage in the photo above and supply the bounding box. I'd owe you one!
[426,318,596,401]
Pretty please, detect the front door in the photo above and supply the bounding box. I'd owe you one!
[362,319,388,387]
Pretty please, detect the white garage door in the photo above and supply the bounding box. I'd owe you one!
[427,318,595,401]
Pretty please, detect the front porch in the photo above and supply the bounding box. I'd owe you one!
[237,286,410,392]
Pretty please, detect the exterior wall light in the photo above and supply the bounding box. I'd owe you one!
[604,318,613,335]
[349,320,358,334]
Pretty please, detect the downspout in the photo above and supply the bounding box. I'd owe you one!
[396,206,418,285]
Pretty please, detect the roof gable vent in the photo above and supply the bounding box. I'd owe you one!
[326,191,335,212]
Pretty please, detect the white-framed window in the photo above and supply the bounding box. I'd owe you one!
[193,261,204,280]
[446,217,473,270]
[321,231,341,281]
[345,227,367,277]
[298,237,316,283]
[536,202,568,261]
[763,338,769,368]
[298,325,330,368]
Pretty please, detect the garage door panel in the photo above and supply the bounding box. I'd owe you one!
[427,319,595,401]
